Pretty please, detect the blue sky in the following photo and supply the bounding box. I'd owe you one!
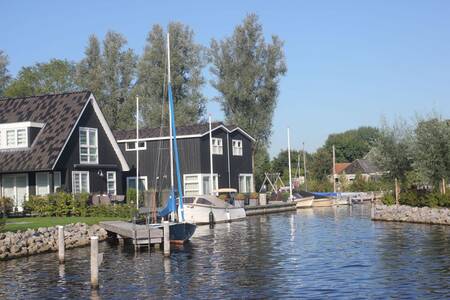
[1,0,449,156]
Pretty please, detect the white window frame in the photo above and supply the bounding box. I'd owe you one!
[232,139,243,156]
[126,176,148,191]
[72,171,90,194]
[183,173,219,196]
[1,128,28,149]
[211,137,223,155]
[53,171,62,192]
[107,171,117,195]
[1,173,29,212]
[125,141,147,151]
[239,173,254,193]
[79,127,98,164]
[35,172,50,196]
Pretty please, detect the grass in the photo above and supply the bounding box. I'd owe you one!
[1,216,127,233]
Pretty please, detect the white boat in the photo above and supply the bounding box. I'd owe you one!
[183,195,246,225]
[294,196,314,208]
[312,198,334,207]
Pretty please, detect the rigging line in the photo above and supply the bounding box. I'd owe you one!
[154,53,168,199]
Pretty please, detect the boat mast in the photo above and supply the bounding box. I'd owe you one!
[287,128,293,201]
[209,114,214,195]
[333,144,336,193]
[167,33,174,193]
[136,96,139,210]
[303,142,308,192]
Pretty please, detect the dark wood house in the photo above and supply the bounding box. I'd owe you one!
[114,123,255,196]
[0,91,130,211]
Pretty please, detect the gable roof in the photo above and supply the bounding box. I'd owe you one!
[0,91,129,173]
[114,122,255,142]
[335,163,351,174]
[345,159,380,174]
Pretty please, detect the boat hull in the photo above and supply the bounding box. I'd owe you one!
[295,197,314,208]
[184,205,246,225]
[169,222,196,244]
[312,198,334,207]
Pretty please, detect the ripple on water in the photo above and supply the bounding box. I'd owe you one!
[0,205,449,299]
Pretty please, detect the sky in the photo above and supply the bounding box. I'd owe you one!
[1,0,450,156]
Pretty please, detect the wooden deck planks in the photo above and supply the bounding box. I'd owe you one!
[99,221,163,244]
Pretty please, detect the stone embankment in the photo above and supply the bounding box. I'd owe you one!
[0,223,108,260]
[372,204,450,225]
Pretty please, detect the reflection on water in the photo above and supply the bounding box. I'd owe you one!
[0,205,449,299]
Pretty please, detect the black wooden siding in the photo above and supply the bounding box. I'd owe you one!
[55,102,124,195]
[119,127,253,193]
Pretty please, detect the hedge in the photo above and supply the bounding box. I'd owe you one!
[382,190,450,207]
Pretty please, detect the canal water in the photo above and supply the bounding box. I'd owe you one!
[0,205,449,299]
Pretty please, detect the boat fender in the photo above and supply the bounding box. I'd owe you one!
[209,211,215,226]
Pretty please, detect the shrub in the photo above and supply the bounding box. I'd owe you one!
[250,192,259,199]
[382,194,395,205]
[218,194,228,201]
[281,192,290,201]
[0,197,14,215]
[235,193,246,201]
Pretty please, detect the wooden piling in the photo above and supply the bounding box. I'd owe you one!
[57,225,64,264]
[90,236,99,289]
[163,221,170,257]
[395,178,399,206]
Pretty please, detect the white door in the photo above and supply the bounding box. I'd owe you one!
[2,174,28,212]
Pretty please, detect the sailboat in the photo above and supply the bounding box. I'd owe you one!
[157,32,196,244]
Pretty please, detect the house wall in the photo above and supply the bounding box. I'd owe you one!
[55,101,124,195]
[228,130,253,190]
[200,127,230,188]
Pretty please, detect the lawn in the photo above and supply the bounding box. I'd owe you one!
[1,216,127,232]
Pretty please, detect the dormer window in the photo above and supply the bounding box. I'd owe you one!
[79,127,98,164]
[0,121,44,149]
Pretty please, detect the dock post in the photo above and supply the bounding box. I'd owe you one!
[90,236,99,289]
[57,225,65,264]
[163,221,170,257]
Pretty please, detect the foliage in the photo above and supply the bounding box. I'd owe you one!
[0,50,11,96]
[309,127,380,181]
[382,189,450,208]
[345,174,387,192]
[250,192,259,199]
[270,149,312,183]
[0,197,14,215]
[209,14,286,189]
[382,194,395,205]
[134,22,206,128]
[3,59,78,97]
[254,147,271,190]
[235,193,246,200]
[308,179,333,192]
[24,192,137,218]
[280,192,290,201]
[77,31,138,130]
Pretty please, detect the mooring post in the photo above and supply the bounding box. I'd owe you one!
[163,221,170,257]
[90,236,99,289]
[395,178,399,206]
[57,225,65,264]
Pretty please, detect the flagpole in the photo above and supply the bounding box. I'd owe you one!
[209,114,214,195]
[287,128,293,201]
[136,96,139,210]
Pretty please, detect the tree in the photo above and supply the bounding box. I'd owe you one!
[77,31,137,130]
[0,50,11,96]
[76,35,104,102]
[134,23,206,128]
[411,117,450,188]
[4,59,77,98]
[209,14,287,183]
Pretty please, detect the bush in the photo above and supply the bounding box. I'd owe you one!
[382,194,396,205]
[235,193,246,201]
[250,192,259,199]
[0,197,14,215]
[281,192,290,201]
[24,192,136,218]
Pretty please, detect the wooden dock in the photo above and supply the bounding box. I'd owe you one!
[99,221,163,245]
[245,201,297,216]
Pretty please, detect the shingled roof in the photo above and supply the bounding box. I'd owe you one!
[0,91,91,172]
[114,122,255,141]
[345,159,380,174]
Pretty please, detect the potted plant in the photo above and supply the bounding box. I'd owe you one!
[249,192,259,206]
[235,193,246,207]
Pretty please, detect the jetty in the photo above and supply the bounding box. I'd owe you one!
[245,201,297,216]
[99,221,163,246]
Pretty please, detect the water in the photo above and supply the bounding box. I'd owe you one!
[1,205,449,299]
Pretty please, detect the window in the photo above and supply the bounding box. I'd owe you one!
[72,171,90,194]
[125,141,146,151]
[196,198,212,206]
[54,172,61,192]
[79,127,98,164]
[3,128,27,148]
[126,176,148,191]
[232,139,243,156]
[184,175,200,196]
[35,172,50,196]
[184,174,218,196]
[211,138,223,155]
[107,171,117,195]
[239,174,254,193]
